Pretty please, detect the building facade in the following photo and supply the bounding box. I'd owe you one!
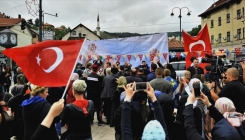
[199,0,245,51]
[61,24,101,41]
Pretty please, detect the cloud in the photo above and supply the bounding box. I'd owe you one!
[0,0,214,34]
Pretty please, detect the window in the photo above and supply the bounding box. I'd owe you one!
[179,63,186,70]
[243,28,245,39]
[211,20,214,28]
[226,14,230,23]
[218,33,221,43]
[243,7,244,17]
[218,17,221,26]
[227,31,230,42]
[172,63,178,70]
[211,35,214,44]
[72,31,76,35]
[237,9,241,19]
[237,29,241,39]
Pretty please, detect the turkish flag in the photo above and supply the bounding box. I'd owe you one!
[3,39,85,87]
[183,24,212,69]
[182,24,212,52]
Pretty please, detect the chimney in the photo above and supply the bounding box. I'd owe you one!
[18,14,21,19]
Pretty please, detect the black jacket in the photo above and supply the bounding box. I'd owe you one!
[121,101,169,140]
[183,104,241,140]
[86,72,103,99]
[187,66,204,78]
[61,101,94,140]
[22,100,59,140]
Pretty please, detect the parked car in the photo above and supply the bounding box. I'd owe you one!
[170,61,186,78]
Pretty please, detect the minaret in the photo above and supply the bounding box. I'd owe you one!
[96,14,100,36]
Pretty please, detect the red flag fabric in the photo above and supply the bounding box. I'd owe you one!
[117,55,121,61]
[182,24,212,52]
[235,48,241,56]
[183,24,212,69]
[150,54,155,61]
[88,55,92,61]
[176,52,181,59]
[163,53,168,61]
[139,54,143,61]
[107,55,110,61]
[3,39,84,87]
[127,55,131,61]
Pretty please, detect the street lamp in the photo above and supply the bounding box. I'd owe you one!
[170,7,191,42]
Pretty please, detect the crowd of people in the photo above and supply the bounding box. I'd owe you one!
[0,58,245,140]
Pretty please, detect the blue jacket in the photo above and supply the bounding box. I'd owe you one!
[147,71,156,81]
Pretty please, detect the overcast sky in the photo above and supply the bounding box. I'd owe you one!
[0,0,215,34]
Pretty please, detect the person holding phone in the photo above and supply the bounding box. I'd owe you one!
[121,82,169,140]
[183,90,241,140]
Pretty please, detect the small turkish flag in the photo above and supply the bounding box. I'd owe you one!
[3,39,85,87]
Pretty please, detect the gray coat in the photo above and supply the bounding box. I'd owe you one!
[101,74,118,98]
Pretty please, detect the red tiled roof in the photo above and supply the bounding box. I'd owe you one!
[43,22,54,27]
[0,18,22,27]
[199,0,231,17]
[168,38,183,48]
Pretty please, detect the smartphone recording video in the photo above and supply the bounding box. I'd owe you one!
[193,82,201,97]
[134,82,147,91]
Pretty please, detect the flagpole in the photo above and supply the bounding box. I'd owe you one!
[61,38,86,99]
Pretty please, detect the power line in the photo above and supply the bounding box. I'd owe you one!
[0,4,26,13]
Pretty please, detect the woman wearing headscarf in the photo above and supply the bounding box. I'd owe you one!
[66,73,79,104]
[22,85,59,140]
[183,91,241,140]
[61,80,94,140]
[215,98,245,139]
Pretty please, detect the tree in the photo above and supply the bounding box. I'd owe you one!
[34,18,39,27]
[189,25,201,36]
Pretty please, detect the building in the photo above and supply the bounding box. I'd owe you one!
[61,23,101,41]
[0,13,32,65]
[199,0,245,51]
[0,13,32,49]
[31,29,55,44]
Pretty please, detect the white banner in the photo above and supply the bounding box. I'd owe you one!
[79,33,169,68]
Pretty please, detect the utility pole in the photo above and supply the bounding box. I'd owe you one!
[38,0,42,42]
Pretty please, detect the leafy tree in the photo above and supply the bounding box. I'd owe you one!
[34,18,39,27]
[189,25,201,36]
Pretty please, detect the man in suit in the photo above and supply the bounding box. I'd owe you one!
[187,58,204,78]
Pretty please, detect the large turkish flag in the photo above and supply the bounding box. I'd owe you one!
[182,24,212,52]
[3,39,85,87]
[183,24,212,69]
